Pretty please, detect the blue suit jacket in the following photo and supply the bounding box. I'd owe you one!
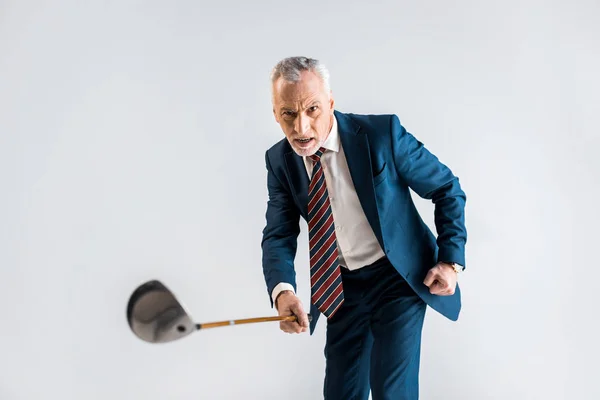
[261,110,467,334]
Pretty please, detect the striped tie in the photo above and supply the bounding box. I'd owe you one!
[308,147,344,319]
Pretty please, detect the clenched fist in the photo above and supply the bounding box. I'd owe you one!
[423,262,458,296]
[275,291,310,333]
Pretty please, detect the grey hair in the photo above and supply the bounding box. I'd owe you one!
[270,56,331,94]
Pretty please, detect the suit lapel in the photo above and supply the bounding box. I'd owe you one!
[284,149,309,219]
[335,110,383,245]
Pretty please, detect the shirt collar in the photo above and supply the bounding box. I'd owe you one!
[319,114,340,153]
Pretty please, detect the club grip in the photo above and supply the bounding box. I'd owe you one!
[287,314,312,322]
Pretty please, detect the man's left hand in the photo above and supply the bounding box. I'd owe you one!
[423,262,458,296]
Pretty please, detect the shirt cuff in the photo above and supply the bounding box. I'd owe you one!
[271,282,296,308]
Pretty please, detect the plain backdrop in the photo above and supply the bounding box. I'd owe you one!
[1,1,598,399]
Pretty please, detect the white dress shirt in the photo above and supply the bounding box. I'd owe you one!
[271,115,386,305]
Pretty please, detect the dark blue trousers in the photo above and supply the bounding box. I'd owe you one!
[323,257,427,400]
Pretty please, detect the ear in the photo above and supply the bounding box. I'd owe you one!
[272,108,280,124]
[329,91,335,112]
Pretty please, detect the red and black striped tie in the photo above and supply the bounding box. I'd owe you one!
[308,147,344,318]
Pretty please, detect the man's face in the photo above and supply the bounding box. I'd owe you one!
[272,70,335,157]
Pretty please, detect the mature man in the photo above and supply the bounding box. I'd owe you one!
[260,56,467,399]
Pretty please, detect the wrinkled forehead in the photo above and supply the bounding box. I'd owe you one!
[272,73,327,108]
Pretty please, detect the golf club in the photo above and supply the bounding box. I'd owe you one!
[126,279,312,343]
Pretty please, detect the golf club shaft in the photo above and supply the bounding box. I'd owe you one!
[197,314,310,330]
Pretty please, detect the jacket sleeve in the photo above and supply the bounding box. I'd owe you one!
[390,114,467,267]
[261,150,301,307]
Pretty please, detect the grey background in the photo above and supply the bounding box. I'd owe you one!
[1,1,598,399]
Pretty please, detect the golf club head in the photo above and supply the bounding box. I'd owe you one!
[126,280,197,344]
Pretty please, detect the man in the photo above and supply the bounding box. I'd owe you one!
[260,56,467,399]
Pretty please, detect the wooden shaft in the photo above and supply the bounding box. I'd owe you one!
[197,315,304,330]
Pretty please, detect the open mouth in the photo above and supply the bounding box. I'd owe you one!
[295,138,314,145]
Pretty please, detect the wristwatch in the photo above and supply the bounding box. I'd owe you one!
[449,262,464,273]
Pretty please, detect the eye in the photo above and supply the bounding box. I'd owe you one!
[308,105,318,112]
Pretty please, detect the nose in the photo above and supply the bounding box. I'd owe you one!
[294,114,310,135]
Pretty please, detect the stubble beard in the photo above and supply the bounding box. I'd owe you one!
[290,137,323,157]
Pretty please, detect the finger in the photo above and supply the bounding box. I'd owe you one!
[290,304,309,328]
[429,280,446,295]
[280,321,301,333]
[443,285,456,296]
[278,310,302,333]
[435,275,449,289]
[429,282,441,295]
[431,280,456,296]
[295,312,309,328]
[442,283,455,295]
[423,270,437,287]
[279,321,291,332]
[281,313,304,333]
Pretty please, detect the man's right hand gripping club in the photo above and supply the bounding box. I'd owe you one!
[275,290,310,333]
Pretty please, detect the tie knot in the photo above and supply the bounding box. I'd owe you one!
[310,147,326,162]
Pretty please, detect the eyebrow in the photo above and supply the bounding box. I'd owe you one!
[278,100,321,113]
